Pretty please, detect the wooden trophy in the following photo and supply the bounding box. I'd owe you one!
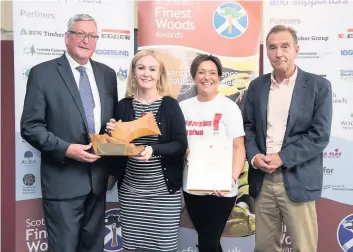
[89,112,161,156]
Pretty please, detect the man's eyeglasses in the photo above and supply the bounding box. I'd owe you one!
[68,31,99,41]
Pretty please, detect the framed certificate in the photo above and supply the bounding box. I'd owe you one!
[186,137,233,193]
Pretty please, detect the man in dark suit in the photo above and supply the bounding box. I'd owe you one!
[243,25,332,252]
[20,14,117,252]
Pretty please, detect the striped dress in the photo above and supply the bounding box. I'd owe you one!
[118,98,182,252]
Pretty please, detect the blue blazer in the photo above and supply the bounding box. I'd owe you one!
[243,68,332,202]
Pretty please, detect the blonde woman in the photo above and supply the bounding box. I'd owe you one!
[106,49,187,252]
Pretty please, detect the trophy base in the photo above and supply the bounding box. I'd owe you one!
[96,143,127,156]
[89,133,145,156]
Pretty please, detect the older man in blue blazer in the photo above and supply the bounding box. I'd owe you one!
[243,25,332,252]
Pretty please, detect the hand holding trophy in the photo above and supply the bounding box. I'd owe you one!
[89,112,161,156]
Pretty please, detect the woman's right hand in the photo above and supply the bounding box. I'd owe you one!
[105,118,116,134]
[212,190,225,197]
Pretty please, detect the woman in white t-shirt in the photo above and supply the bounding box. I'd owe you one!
[179,54,246,252]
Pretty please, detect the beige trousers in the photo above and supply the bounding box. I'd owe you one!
[254,169,318,252]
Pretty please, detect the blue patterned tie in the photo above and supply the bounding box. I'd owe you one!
[77,66,95,133]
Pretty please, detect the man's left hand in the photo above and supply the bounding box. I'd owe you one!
[266,153,283,169]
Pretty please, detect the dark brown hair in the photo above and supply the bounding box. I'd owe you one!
[190,54,223,79]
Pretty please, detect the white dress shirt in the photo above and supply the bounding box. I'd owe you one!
[65,52,101,133]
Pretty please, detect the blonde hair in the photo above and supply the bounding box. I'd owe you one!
[125,49,170,97]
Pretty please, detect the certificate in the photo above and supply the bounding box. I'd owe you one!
[186,137,233,193]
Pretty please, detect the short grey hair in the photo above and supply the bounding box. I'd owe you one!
[266,25,298,45]
[67,14,97,31]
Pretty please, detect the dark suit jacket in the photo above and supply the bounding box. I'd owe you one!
[243,68,332,202]
[20,54,118,200]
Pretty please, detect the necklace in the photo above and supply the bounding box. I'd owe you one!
[134,98,153,117]
[140,102,151,117]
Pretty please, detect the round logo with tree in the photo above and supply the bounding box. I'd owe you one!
[213,2,248,39]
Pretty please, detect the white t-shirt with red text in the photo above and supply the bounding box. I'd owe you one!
[179,94,245,197]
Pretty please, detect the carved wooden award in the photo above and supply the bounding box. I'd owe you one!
[89,112,161,156]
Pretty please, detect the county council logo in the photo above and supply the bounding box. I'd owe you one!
[24,45,36,55]
[104,208,123,251]
[213,2,248,39]
[116,67,128,81]
[337,214,353,251]
[23,45,65,56]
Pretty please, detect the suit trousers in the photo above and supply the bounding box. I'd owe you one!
[254,169,318,252]
[42,191,106,252]
[183,191,236,252]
